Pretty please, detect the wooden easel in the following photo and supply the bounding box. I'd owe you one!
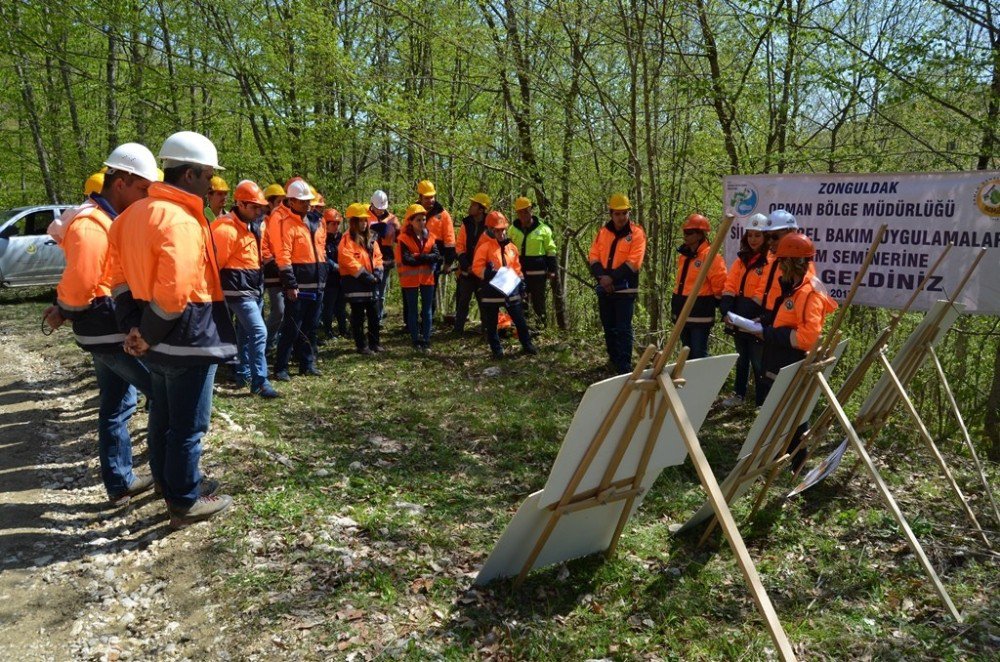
[513,215,797,661]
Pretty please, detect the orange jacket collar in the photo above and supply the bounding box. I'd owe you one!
[149,182,209,224]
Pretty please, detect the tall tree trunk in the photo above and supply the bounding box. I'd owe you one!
[106,31,119,151]
[14,57,57,202]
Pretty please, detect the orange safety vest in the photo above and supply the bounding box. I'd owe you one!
[671,240,727,324]
[368,210,400,266]
[722,249,771,322]
[423,201,456,260]
[211,211,264,299]
[55,202,126,352]
[269,205,327,292]
[587,221,646,296]
[761,258,817,312]
[762,275,838,379]
[473,234,523,304]
[108,182,236,365]
[395,228,438,288]
[339,232,384,300]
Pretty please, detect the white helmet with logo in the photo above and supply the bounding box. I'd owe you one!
[767,209,798,231]
[746,212,768,229]
[158,131,224,170]
[286,180,316,201]
[103,143,159,182]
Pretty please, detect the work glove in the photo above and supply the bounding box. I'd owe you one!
[361,272,377,285]
[483,262,497,283]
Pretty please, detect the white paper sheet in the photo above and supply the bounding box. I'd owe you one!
[489,267,522,296]
[725,312,763,334]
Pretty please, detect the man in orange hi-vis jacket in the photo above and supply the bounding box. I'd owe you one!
[588,194,646,374]
[44,143,158,507]
[108,131,236,529]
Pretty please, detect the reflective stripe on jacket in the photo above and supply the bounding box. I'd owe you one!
[56,201,126,352]
[588,221,646,296]
[762,275,838,379]
[509,216,558,276]
[108,182,236,365]
[270,205,327,292]
[473,234,523,304]
[671,240,727,324]
[396,228,439,288]
[211,211,264,300]
[339,232,384,300]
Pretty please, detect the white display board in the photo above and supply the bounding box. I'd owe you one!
[537,355,737,510]
[676,340,848,533]
[476,355,737,584]
[723,172,1000,314]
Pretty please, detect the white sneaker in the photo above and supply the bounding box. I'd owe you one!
[721,394,744,407]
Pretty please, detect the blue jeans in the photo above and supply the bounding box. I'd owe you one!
[681,323,712,360]
[230,296,271,390]
[146,363,216,508]
[597,294,635,373]
[733,331,763,400]
[276,293,320,373]
[265,288,284,351]
[402,285,434,344]
[92,351,152,497]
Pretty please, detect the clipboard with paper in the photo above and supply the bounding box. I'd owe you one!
[490,267,522,296]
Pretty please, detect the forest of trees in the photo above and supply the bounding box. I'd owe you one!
[1,0,998,456]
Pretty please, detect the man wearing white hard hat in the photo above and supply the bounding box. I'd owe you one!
[108,130,236,528]
[367,190,399,325]
[44,143,159,507]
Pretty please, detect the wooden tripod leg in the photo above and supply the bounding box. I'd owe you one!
[660,375,797,662]
[877,353,991,548]
[814,373,963,623]
[606,396,670,558]
[929,346,1000,528]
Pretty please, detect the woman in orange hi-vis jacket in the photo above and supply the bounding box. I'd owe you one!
[415,179,456,317]
[395,204,441,352]
[588,194,646,374]
[719,212,771,406]
[671,213,727,360]
[340,203,384,355]
[472,211,538,359]
[755,232,838,473]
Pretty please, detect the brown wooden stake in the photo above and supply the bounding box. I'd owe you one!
[814,372,963,623]
[660,374,797,661]
[877,352,991,548]
[929,345,1000,528]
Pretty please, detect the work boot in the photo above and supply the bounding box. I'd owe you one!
[154,478,220,498]
[274,370,292,382]
[371,344,385,353]
[491,347,504,360]
[253,383,280,399]
[358,347,374,356]
[521,343,539,356]
[168,494,233,529]
[108,474,155,507]
[721,394,744,407]
[300,366,322,377]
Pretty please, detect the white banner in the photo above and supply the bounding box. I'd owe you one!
[723,172,1000,314]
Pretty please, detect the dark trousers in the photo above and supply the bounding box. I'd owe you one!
[681,323,712,360]
[321,276,349,336]
[403,285,434,345]
[597,293,635,373]
[350,300,380,350]
[454,274,482,332]
[275,293,320,373]
[481,300,532,354]
[733,331,764,400]
[523,274,548,322]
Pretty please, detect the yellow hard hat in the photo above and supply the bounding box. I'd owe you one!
[608,193,632,211]
[346,202,369,219]
[404,204,427,221]
[263,184,285,198]
[156,168,164,182]
[514,196,532,211]
[84,172,105,196]
[416,180,436,196]
[470,192,492,209]
[210,176,229,192]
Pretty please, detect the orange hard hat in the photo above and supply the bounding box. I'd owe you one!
[683,213,711,232]
[234,180,267,205]
[775,232,815,258]
[486,210,509,229]
[323,208,342,224]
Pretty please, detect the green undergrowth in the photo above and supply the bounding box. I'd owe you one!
[3,290,997,659]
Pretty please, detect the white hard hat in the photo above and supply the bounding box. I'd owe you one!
[103,143,159,182]
[286,180,316,201]
[158,131,224,170]
[370,190,389,211]
[767,209,798,231]
[746,212,768,229]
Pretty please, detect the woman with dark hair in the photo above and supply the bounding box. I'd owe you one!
[339,203,384,355]
[720,213,770,406]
